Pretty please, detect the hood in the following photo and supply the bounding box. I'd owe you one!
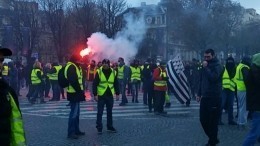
[252,53,260,67]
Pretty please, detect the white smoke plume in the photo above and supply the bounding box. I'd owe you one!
[86,13,147,64]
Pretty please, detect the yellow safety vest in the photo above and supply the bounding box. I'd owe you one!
[222,68,236,91]
[48,65,62,80]
[2,65,9,76]
[130,66,141,81]
[87,65,96,80]
[31,69,43,84]
[65,62,83,93]
[154,67,167,87]
[234,63,249,91]
[97,68,115,96]
[9,93,26,146]
[117,65,125,79]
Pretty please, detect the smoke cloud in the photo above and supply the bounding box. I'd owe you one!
[86,13,147,64]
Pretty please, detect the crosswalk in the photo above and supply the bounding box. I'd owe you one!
[19,97,201,119]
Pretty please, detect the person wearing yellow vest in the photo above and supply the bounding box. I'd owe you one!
[130,59,141,103]
[65,54,86,139]
[153,60,168,115]
[117,57,129,106]
[86,60,97,102]
[234,57,251,127]
[0,47,26,146]
[49,63,62,101]
[93,59,120,134]
[219,57,237,125]
[30,61,46,104]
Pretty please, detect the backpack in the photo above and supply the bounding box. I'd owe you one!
[58,65,69,88]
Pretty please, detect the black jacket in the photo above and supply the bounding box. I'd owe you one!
[198,58,223,98]
[66,63,85,102]
[246,64,260,112]
[0,78,20,146]
[93,68,120,97]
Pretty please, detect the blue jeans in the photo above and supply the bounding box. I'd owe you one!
[118,79,127,103]
[220,89,235,123]
[131,82,139,102]
[237,91,248,125]
[68,102,80,136]
[51,81,60,100]
[96,96,114,129]
[243,112,260,146]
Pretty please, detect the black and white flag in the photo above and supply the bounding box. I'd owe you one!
[166,55,192,104]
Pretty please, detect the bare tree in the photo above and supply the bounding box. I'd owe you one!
[70,0,99,40]
[97,0,127,37]
[37,0,68,62]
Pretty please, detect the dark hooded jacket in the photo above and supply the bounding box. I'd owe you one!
[198,57,223,98]
[246,64,260,112]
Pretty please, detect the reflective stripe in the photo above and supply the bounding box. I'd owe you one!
[97,68,115,96]
[234,63,249,91]
[2,66,9,76]
[65,62,83,93]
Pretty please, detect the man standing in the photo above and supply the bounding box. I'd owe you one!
[234,57,251,127]
[219,57,237,125]
[86,60,96,102]
[93,59,120,134]
[0,47,26,145]
[65,54,86,139]
[197,49,223,146]
[243,53,260,145]
[153,61,168,115]
[49,62,62,101]
[117,57,129,106]
[129,59,141,103]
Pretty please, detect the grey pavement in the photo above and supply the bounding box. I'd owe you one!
[18,88,257,146]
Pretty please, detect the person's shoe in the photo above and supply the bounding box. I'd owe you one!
[67,134,79,139]
[218,121,224,125]
[119,103,126,106]
[154,111,160,115]
[132,99,134,103]
[228,121,237,125]
[107,127,117,133]
[97,128,102,134]
[76,131,85,136]
[135,100,139,103]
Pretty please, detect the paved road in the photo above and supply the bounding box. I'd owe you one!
[18,88,257,146]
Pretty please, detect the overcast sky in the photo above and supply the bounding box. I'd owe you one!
[127,0,260,13]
